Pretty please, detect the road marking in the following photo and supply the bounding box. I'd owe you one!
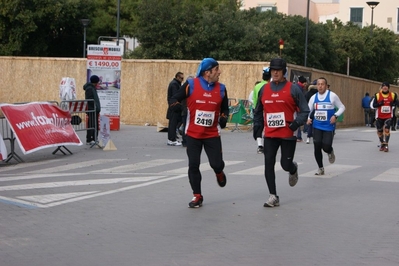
[0,176,166,191]
[0,173,84,182]
[26,159,127,174]
[165,160,244,174]
[91,159,184,173]
[0,159,63,173]
[301,164,361,178]
[371,168,399,182]
[232,162,303,175]
[0,174,187,208]
[18,191,99,204]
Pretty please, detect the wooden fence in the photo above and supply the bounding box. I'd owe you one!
[1,56,397,128]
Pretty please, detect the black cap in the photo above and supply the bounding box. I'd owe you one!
[269,58,287,70]
[90,75,100,83]
[298,76,307,83]
[381,82,390,88]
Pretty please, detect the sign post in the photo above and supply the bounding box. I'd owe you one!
[86,45,122,130]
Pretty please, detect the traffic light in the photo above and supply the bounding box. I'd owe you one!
[279,39,284,50]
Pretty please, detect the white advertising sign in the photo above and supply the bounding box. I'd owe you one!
[87,45,122,130]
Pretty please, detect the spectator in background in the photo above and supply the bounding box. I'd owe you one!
[362,92,371,126]
[252,68,271,154]
[295,76,308,142]
[84,75,101,145]
[304,80,318,144]
[166,72,184,146]
[179,74,195,147]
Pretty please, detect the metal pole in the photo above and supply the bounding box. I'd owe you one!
[370,7,374,36]
[347,57,350,76]
[304,0,310,67]
[83,26,87,58]
[116,0,120,46]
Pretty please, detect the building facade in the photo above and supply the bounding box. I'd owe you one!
[241,0,398,34]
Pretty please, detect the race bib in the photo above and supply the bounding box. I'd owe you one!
[195,110,215,127]
[381,106,391,113]
[314,110,328,121]
[266,112,286,127]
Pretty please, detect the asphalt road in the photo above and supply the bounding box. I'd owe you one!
[0,124,398,266]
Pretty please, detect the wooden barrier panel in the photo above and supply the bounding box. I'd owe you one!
[1,57,397,128]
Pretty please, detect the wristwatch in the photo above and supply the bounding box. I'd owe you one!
[333,114,338,118]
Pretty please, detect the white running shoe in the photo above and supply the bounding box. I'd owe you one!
[315,167,324,175]
[167,140,182,146]
[264,194,280,207]
[306,137,310,144]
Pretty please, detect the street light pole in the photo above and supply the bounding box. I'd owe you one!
[304,0,310,67]
[366,1,379,37]
[116,0,120,46]
[79,19,90,58]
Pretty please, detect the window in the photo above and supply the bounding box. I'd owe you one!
[256,6,277,13]
[350,8,363,28]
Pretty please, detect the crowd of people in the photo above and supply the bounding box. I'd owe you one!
[166,57,395,209]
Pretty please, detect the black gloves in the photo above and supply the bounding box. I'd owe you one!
[219,116,227,129]
[253,125,263,140]
[378,101,384,107]
[289,121,300,131]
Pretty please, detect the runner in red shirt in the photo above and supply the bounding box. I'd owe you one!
[169,58,229,208]
[253,58,309,207]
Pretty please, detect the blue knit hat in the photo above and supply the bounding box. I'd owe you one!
[196,58,219,77]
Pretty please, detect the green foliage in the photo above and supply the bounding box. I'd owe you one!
[1,0,398,83]
[329,19,399,83]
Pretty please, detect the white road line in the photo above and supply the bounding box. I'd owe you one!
[0,176,166,191]
[301,164,361,178]
[165,160,244,174]
[0,173,83,182]
[90,159,185,173]
[0,174,188,208]
[26,159,127,174]
[371,168,399,182]
[232,162,303,175]
[231,165,264,175]
[18,191,99,204]
[0,159,64,172]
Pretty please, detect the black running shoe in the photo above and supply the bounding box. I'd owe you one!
[216,171,227,187]
[188,194,203,208]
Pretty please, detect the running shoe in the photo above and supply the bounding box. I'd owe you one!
[328,150,335,164]
[167,140,182,146]
[288,161,298,187]
[188,194,203,208]
[315,167,325,175]
[216,171,227,187]
[384,145,389,152]
[306,137,310,144]
[379,144,385,151]
[257,146,264,154]
[264,194,280,207]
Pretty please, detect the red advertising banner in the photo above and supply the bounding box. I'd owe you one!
[0,102,82,154]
